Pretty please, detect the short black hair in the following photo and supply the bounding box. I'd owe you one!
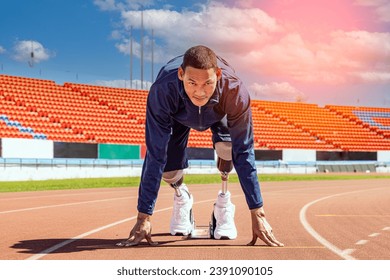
[182,45,218,71]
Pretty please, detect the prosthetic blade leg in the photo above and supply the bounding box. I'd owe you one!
[218,157,233,194]
[210,157,236,239]
[192,157,235,239]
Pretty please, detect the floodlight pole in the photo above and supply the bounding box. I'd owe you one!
[151,28,154,85]
[130,26,133,89]
[141,10,144,90]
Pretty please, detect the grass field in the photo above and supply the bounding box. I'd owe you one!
[1,173,390,193]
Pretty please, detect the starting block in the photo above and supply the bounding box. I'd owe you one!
[189,212,216,239]
[190,223,213,239]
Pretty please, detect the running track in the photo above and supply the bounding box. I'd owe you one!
[0,179,389,260]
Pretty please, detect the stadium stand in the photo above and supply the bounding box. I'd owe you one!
[252,100,390,151]
[326,105,390,139]
[1,74,390,151]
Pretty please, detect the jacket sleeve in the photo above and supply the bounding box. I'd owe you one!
[137,83,176,215]
[223,79,263,210]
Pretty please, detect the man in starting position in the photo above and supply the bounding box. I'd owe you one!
[117,45,284,247]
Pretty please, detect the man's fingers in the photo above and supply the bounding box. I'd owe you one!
[146,234,158,246]
[122,231,145,247]
[116,236,135,247]
[266,231,284,247]
[259,217,284,247]
[116,231,158,247]
[247,231,257,246]
[115,230,144,247]
[247,228,285,247]
[259,231,278,247]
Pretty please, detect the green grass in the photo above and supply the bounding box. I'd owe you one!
[1,173,390,193]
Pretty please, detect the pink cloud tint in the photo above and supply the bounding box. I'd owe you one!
[113,0,390,105]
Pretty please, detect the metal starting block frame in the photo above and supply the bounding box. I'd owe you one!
[190,212,216,239]
[190,222,213,239]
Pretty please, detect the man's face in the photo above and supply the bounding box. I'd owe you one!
[178,66,222,107]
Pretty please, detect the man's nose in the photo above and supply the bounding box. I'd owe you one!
[194,87,206,96]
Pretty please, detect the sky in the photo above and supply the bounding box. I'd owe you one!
[1,0,390,107]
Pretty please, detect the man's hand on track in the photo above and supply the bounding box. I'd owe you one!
[116,212,158,247]
[247,207,284,247]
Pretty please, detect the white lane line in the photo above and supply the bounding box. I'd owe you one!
[342,248,355,256]
[369,233,380,237]
[0,189,132,201]
[356,240,368,245]
[25,196,225,260]
[0,196,135,214]
[0,192,176,215]
[383,227,390,231]
[299,187,387,260]
[25,213,141,260]
[300,195,356,260]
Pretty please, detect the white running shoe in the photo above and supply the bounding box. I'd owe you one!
[170,184,194,236]
[213,191,237,240]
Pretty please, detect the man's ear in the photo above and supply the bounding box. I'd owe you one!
[216,67,222,81]
[178,66,184,81]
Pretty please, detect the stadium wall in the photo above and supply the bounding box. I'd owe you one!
[1,138,390,181]
[0,138,142,160]
[378,151,390,162]
[1,138,54,158]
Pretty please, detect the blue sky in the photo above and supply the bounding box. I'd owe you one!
[1,0,390,107]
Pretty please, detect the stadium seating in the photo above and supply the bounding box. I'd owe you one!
[326,105,390,139]
[1,74,390,151]
[252,100,390,151]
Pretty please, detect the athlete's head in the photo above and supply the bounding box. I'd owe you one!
[178,45,222,107]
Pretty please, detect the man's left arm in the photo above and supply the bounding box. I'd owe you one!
[226,81,284,247]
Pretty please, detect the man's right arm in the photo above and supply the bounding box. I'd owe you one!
[136,84,174,215]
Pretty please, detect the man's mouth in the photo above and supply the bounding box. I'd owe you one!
[193,95,207,101]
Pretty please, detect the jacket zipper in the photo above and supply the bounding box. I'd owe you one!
[198,106,203,130]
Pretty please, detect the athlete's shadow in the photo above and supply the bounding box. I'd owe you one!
[10,233,209,256]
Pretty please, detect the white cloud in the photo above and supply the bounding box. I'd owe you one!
[12,40,54,64]
[354,0,390,22]
[0,45,6,54]
[110,30,122,40]
[249,82,306,102]
[94,78,152,89]
[103,1,390,87]
[326,30,390,83]
[115,34,165,63]
[353,72,390,83]
[94,0,155,11]
[238,30,390,85]
[119,2,282,60]
[376,2,390,22]
[94,0,118,11]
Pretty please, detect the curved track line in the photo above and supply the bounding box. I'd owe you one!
[299,187,387,260]
[26,196,239,260]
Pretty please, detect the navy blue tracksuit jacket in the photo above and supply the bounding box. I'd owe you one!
[137,55,263,215]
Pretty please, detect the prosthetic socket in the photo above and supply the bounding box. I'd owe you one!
[162,142,233,196]
[163,170,184,196]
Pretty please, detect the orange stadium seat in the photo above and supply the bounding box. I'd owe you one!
[1,74,390,151]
